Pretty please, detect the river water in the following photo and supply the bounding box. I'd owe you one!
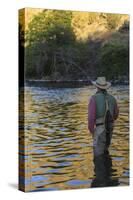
[21,84,129,191]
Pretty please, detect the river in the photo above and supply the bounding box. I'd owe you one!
[20,83,129,191]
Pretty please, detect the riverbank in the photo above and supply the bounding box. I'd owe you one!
[26,79,129,88]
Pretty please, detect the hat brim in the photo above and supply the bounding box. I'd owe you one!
[92,81,111,89]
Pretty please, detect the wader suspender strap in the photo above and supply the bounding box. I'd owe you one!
[103,94,109,130]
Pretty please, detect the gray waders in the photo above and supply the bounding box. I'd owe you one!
[93,96,113,156]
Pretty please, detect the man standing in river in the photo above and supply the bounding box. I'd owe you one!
[88,77,119,156]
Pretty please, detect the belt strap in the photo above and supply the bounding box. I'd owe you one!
[96,123,104,126]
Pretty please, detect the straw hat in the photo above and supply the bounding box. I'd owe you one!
[92,77,111,89]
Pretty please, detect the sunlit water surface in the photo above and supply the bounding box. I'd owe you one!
[20,84,129,191]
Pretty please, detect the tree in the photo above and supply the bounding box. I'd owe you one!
[25,10,75,79]
[99,43,129,80]
[24,9,129,81]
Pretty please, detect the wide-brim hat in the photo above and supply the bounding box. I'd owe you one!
[92,77,111,89]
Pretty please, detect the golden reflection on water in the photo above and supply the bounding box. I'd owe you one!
[19,85,129,191]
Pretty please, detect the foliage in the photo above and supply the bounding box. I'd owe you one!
[19,23,24,47]
[98,42,129,80]
[105,14,122,30]
[119,20,129,33]
[22,10,129,81]
[25,10,75,78]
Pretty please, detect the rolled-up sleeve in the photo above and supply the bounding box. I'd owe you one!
[88,97,96,134]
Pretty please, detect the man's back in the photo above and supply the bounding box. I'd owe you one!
[88,89,119,134]
[93,90,117,120]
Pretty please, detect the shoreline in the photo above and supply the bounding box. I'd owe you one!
[25,79,129,88]
[26,79,129,84]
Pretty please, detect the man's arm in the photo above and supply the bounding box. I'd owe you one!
[88,96,96,134]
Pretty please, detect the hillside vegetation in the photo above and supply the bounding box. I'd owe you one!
[19,9,129,81]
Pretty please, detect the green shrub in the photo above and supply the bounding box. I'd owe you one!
[99,43,129,80]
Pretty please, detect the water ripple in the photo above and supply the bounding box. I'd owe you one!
[20,85,129,191]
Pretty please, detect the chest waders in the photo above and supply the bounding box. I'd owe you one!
[93,94,113,156]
